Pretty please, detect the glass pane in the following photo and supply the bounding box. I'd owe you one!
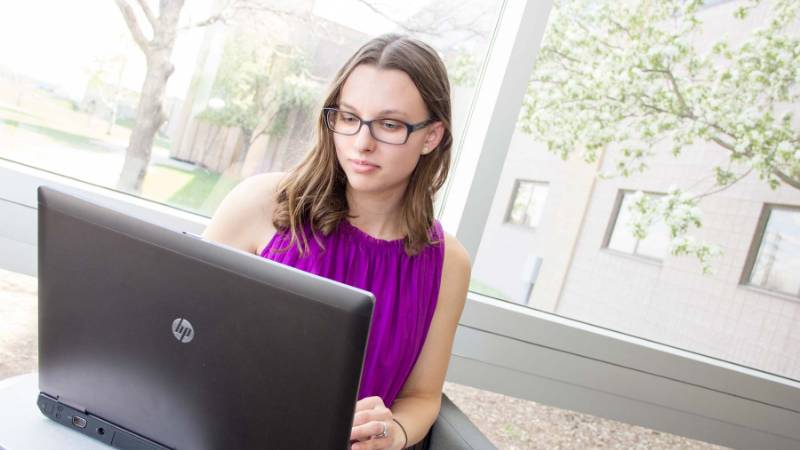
[509,181,533,224]
[749,208,800,297]
[607,194,637,254]
[0,0,503,216]
[637,216,671,259]
[471,0,800,381]
[525,184,549,227]
[0,268,37,380]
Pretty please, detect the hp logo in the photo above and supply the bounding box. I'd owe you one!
[172,318,194,343]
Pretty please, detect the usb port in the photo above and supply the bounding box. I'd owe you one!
[72,416,87,428]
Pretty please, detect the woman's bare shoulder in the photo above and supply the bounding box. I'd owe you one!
[240,172,287,216]
[202,172,286,254]
[442,232,471,277]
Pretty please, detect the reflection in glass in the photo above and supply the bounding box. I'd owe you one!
[470,0,800,381]
[507,181,549,228]
[0,0,503,216]
[607,192,670,259]
[749,207,800,297]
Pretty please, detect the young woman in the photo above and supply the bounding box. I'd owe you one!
[202,34,471,450]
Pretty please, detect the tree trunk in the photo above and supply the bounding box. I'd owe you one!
[116,0,185,193]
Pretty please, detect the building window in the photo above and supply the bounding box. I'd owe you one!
[701,0,735,8]
[506,180,549,228]
[745,205,800,298]
[605,190,670,260]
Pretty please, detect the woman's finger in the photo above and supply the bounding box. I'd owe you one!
[352,407,392,427]
[349,420,389,442]
[354,396,385,411]
[351,435,391,450]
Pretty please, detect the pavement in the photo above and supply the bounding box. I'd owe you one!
[0,268,724,449]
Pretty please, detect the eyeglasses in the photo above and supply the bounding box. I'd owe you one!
[323,107,433,145]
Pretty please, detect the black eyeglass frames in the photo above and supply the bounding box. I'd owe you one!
[323,107,433,145]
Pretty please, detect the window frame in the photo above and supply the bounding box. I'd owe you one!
[2,1,800,448]
[503,179,549,229]
[740,203,800,301]
[700,0,737,9]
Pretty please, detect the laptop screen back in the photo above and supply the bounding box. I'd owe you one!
[37,186,374,449]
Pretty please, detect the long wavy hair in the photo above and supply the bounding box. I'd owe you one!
[272,34,453,256]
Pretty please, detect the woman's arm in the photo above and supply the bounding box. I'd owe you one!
[390,232,472,447]
[201,172,284,253]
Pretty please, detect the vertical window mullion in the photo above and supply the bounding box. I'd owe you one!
[438,0,555,260]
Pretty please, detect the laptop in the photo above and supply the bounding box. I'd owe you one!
[35,185,374,449]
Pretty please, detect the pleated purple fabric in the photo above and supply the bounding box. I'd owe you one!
[260,218,445,408]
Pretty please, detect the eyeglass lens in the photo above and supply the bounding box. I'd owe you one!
[326,109,408,144]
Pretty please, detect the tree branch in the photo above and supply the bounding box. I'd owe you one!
[639,100,675,117]
[694,167,753,199]
[710,136,740,153]
[180,13,228,30]
[249,126,270,146]
[772,167,800,190]
[135,0,158,28]
[353,0,432,35]
[710,136,800,189]
[607,18,635,40]
[177,0,233,30]
[550,49,582,65]
[664,68,692,117]
[181,0,309,31]
[573,17,624,50]
[114,0,150,53]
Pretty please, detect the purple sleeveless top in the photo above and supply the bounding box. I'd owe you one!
[260,219,445,408]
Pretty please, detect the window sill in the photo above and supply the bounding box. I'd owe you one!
[600,247,664,266]
[453,291,800,449]
[0,158,210,228]
[739,284,800,304]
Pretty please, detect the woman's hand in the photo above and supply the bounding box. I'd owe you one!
[350,396,404,450]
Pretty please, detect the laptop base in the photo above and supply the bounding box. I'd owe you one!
[37,393,169,450]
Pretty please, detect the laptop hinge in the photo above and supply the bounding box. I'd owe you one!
[55,395,88,414]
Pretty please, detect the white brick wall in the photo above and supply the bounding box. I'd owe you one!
[468,0,800,380]
[556,142,800,380]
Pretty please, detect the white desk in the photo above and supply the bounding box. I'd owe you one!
[0,373,108,450]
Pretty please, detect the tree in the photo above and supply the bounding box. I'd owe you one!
[113,0,297,192]
[114,0,186,193]
[197,33,321,155]
[355,0,497,88]
[520,0,800,272]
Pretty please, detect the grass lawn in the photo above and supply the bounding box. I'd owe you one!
[114,116,172,149]
[144,163,237,216]
[468,278,513,302]
[0,86,238,217]
[1,117,115,153]
[0,104,39,121]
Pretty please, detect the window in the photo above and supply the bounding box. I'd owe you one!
[462,0,800,384]
[745,205,800,298]
[701,0,735,8]
[506,180,549,228]
[0,0,503,217]
[605,191,670,260]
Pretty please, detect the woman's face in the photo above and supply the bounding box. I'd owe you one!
[333,64,443,196]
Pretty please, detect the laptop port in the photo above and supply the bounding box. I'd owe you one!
[72,416,87,428]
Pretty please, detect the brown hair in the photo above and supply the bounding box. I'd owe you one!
[272,34,453,256]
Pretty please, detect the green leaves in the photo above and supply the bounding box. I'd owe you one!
[199,32,320,140]
[519,0,799,273]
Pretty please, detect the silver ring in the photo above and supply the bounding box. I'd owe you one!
[374,421,389,439]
